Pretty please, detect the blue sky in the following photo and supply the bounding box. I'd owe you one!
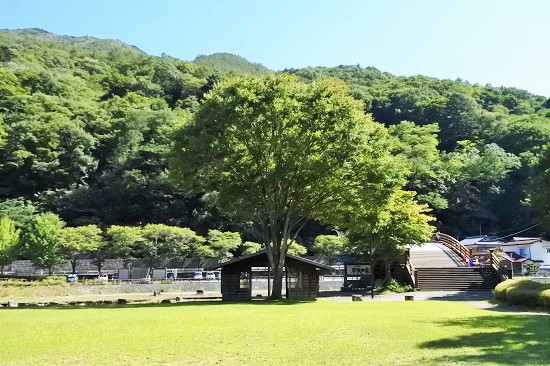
[2,0,549,96]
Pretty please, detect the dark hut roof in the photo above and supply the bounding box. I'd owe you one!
[206,250,334,272]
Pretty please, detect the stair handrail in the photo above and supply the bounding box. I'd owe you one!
[489,249,508,282]
[405,259,418,288]
[432,232,470,264]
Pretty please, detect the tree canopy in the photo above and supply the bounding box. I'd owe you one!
[171,73,408,297]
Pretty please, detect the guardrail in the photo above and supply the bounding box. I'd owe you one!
[432,232,470,264]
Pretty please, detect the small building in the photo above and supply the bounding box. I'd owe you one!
[460,236,501,256]
[207,251,333,301]
[500,237,550,264]
[499,251,535,276]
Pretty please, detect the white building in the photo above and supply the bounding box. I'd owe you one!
[499,237,550,264]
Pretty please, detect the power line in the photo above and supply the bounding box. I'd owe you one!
[495,223,540,240]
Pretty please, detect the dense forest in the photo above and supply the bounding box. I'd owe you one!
[1,28,549,250]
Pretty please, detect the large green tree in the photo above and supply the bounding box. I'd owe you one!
[171,73,401,298]
[0,217,20,274]
[22,213,65,275]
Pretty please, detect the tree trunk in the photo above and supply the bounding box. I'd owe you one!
[265,235,287,299]
[270,262,285,299]
[48,266,53,276]
[71,259,77,274]
[97,260,102,275]
[1,264,4,276]
[384,258,393,282]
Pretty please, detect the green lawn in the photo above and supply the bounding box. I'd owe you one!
[0,300,548,365]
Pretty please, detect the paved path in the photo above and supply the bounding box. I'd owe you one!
[320,290,493,302]
[409,242,466,268]
[320,290,550,315]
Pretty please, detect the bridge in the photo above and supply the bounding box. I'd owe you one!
[406,233,501,291]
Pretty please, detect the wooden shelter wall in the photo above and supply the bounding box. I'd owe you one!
[287,269,319,301]
[221,269,251,301]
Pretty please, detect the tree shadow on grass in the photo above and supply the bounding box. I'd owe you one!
[419,315,550,365]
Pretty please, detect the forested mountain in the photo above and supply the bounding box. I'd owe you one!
[1,28,549,242]
[193,53,269,76]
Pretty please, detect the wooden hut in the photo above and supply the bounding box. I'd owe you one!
[207,251,333,301]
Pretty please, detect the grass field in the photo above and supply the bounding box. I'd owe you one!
[0,300,549,365]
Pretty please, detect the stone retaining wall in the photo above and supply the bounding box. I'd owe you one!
[74,278,344,294]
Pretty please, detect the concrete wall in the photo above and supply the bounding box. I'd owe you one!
[4,258,219,276]
[72,277,344,295]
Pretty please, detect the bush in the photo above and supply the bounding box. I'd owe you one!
[507,287,541,306]
[538,289,550,307]
[494,279,550,308]
[0,276,66,287]
[378,279,413,293]
[40,276,66,286]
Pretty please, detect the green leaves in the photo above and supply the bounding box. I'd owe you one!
[0,217,20,269]
[141,224,205,264]
[527,145,550,233]
[203,230,242,260]
[313,235,348,258]
[59,225,103,265]
[22,213,65,272]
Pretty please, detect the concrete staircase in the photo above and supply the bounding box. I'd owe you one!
[409,242,499,290]
[415,267,500,290]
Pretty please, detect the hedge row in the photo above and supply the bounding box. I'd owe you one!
[494,279,550,308]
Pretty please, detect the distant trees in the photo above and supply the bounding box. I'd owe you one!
[313,235,348,263]
[528,145,550,234]
[203,230,241,261]
[0,218,263,274]
[59,225,103,273]
[22,213,65,275]
[0,218,19,274]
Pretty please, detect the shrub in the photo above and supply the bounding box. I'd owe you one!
[40,276,66,286]
[494,279,550,308]
[538,289,550,307]
[0,276,66,287]
[506,287,541,306]
[378,279,413,293]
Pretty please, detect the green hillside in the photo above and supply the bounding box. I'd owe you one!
[193,52,269,76]
[1,28,549,240]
